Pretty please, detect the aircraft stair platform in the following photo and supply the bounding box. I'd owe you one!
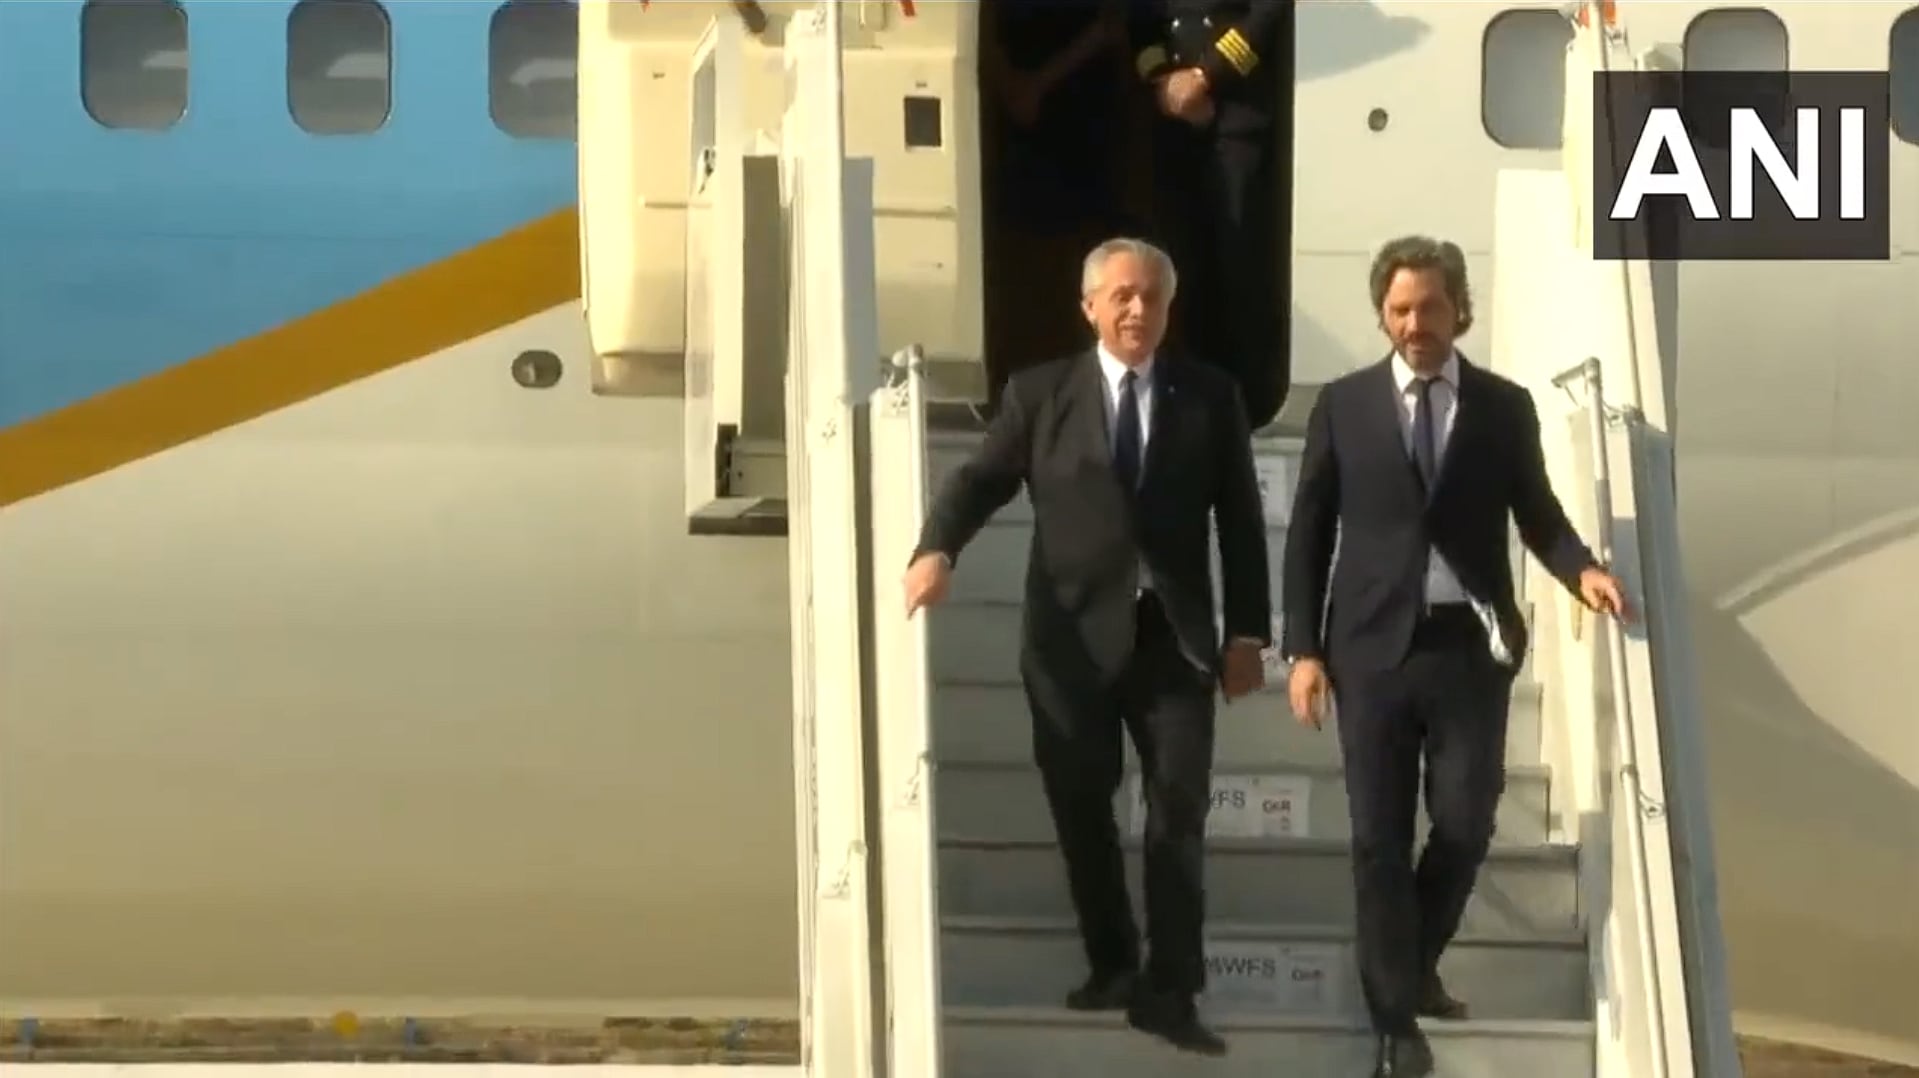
[838,8,1737,1073]
[914,421,1595,1077]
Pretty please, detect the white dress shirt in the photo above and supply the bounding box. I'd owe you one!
[1390,351,1513,665]
[1390,351,1467,605]
[1096,345,1155,453]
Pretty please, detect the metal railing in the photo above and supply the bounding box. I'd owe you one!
[1551,356,1674,1078]
[865,344,944,1078]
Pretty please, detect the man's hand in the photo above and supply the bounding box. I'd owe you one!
[1155,67,1213,126]
[903,552,952,617]
[1219,639,1265,700]
[1578,566,1631,621]
[1287,658,1330,730]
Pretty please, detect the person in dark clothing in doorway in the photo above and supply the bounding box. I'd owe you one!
[981,0,1142,393]
[985,0,1132,234]
[1129,0,1289,429]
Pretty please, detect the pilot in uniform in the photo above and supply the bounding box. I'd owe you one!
[1129,0,1289,428]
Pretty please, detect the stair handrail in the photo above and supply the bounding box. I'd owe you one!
[1550,355,1672,1078]
[867,342,945,1078]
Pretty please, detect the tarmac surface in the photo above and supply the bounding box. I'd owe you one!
[1740,1037,1919,1077]
[3,1017,1914,1074]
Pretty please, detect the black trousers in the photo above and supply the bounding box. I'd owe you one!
[1149,112,1286,428]
[1023,593,1217,996]
[1332,605,1513,1034]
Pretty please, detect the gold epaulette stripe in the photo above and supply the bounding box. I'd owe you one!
[1214,27,1257,76]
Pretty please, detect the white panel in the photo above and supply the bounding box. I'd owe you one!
[1291,2,1541,386]
[1293,2,1554,256]
[866,351,945,1078]
[0,309,801,1016]
[678,15,754,514]
[780,7,879,1077]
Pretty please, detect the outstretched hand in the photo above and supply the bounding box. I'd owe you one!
[1578,566,1630,622]
[904,552,952,617]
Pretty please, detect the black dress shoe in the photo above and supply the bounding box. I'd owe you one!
[1416,973,1469,1020]
[1371,1031,1435,1077]
[1064,969,1137,1011]
[1125,991,1227,1056]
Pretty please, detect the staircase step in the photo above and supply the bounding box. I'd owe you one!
[941,916,1589,1021]
[936,761,1552,846]
[931,680,1545,771]
[938,836,1580,938]
[942,1007,1595,1077]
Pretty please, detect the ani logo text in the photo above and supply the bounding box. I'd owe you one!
[1592,71,1889,261]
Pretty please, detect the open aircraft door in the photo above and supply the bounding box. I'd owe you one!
[578,1,786,530]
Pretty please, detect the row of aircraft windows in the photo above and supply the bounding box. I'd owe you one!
[82,2,1919,147]
[82,0,576,138]
[1485,6,1919,149]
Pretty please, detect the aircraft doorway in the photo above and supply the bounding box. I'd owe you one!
[975,1,1295,423]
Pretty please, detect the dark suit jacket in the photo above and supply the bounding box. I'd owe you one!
[1279,355,1596,674]
[915,350,1271,691]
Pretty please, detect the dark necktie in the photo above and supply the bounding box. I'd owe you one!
[1114,370,1142,491]
[1411,375,1439,491]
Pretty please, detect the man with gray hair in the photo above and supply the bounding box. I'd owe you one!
[903,237,1271,1056]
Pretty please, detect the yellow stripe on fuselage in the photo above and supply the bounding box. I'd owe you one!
[0,208,581,510]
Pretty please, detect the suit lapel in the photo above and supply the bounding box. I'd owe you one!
[1139,354,1181,492]
[1433,353,1481,495]
[1063,350,1121,488]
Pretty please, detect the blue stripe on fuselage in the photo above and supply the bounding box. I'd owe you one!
[0,0,578,429]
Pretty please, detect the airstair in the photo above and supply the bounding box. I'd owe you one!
[844,7,1740,1075]
[577,2,1744,1075]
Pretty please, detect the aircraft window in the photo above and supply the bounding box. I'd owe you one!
[287,0,391,135]
[80,0,189,131]
[489,0,578,139]
[1682,8,1789,149]
[1481,9,1575,150]
[1892,8,1919,143]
